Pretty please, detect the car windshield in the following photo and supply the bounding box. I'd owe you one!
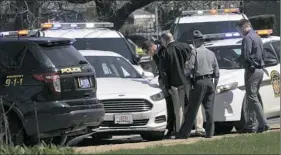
[41,45,87,67]
[85,56,142,78]
[174,21,238,43]
[206,45,242,69]
[72,38,137,65]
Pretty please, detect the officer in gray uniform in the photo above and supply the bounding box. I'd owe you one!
[176,30,219,139]
[235,19,270,133]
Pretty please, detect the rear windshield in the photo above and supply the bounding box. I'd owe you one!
[72,38,137,64]
[41,45,87,67]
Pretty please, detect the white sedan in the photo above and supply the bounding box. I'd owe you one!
[150,35,280,133]
[79,50,167,141]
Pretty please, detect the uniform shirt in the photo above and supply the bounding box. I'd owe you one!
[194,45,220,79]
[240,29,264,68]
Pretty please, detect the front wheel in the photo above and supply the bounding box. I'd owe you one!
[234,98,247,131]
[215,122,234,135]
[140,131,165,141]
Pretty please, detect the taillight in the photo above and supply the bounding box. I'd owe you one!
[33,73,61,92]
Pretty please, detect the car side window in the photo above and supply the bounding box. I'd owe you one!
[20,48,41,72]
[0,42,26,71]
[263,42,279,67]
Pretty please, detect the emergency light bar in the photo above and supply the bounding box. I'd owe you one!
[202,32,241,40]
[41,22,114,30]
[0,29,43,38]
[182,8,240,16]
[255,29,273,36]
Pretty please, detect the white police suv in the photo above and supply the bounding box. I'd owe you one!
[170,8,248,44]
[150,29,280,134]
[40,22,151,77]
[79,50,167,141]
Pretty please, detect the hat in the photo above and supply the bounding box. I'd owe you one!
[193,30,203,39]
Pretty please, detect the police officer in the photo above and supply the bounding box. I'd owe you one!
[176,30,219,139]
[235,19,270,133]
[142,40,176,138]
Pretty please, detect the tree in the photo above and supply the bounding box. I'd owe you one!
[67,0,155,30]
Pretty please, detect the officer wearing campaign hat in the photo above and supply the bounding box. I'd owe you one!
[176,30,220,139]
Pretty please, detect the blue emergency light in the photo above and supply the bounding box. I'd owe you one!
[182,8,240,16]
[41,22,114,30]
[202,32,241,40]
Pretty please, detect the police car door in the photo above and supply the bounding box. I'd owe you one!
[259,40,280,117]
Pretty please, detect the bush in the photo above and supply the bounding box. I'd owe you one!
[0,143,78,154]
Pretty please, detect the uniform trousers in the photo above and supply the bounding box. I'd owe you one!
[244,68,268,130]
[177,78,215,138]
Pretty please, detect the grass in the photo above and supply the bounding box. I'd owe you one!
[102,131,280,154]
[0,143,76,154]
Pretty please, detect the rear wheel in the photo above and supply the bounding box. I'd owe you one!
[1,111,25,145]
[215,122,234,135]
[140,131,165,141]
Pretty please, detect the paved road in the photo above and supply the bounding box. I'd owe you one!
[71,117,279,147]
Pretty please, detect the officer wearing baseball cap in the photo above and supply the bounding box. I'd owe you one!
[176,30,220,139]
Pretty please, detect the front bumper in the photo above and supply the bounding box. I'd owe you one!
[23,98,105,138]
[94,98,167,135]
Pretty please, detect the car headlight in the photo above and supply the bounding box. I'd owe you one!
[150,91,165,101]
[216,82,238,94]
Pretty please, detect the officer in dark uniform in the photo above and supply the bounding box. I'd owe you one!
[235,19,270,133]
[176,30,219,139]
[142,40,176,138]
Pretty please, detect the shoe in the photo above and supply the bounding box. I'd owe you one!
[257,125,271,133]
[194,131,206,137]
[164,130,175,139]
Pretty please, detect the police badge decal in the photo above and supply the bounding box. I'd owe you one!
[270,70,280,97]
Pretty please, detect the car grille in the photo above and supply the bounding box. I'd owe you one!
[100,119,149,127]
[100,99,153,113]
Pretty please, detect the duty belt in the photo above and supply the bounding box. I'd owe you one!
[195,74,212,80]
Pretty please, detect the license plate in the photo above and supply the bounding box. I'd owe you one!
[78,77,91,88]
[114,114,133,124]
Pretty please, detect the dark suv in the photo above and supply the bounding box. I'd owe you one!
[0,34,104,145]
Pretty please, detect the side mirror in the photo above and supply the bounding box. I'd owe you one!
[142,71,154,80]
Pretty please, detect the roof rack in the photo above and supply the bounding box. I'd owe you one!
[181,8,240,16]
[0,29,45,39]
[41,22,114,30]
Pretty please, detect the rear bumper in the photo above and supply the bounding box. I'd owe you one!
[24,98,105,138]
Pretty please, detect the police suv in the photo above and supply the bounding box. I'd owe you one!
[151,29,280,134]
[170,8,248,44]
[0,30,105,145]
[39,22,154,79]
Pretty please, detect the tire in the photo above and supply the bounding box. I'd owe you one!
[140,131,164,141]
[215,122,234,135]
[1,111,25,145]
[234,98,247,131]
